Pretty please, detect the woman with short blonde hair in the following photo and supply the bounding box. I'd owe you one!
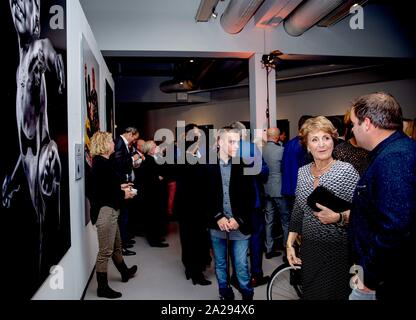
[90,131,113,157]
[89,131,137,299]
[142,140,157,155]
[299,116,338,148]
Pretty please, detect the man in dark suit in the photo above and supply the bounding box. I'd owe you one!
[206,127,255,301]
[113,127,140,255]
[263,127,288,259]
[114,127,141,180]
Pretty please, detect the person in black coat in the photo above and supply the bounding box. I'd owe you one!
[88,132,137,299]
[113,127,140,181]
[207,127,256,301]
[138,140,169,247]
[112,127,140,255]
[175,124,212,286]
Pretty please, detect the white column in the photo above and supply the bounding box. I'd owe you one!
[268,65,277,127]
[249,53,276,132]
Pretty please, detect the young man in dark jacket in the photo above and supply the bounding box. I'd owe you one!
[206,127,255,300]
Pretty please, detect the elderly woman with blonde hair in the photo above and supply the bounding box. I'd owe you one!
[138,140,169,247]
[89,131,137,299]
[286,116,360,300]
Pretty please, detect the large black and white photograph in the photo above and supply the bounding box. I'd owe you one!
[82,35,100,225]
[1,0,70,299]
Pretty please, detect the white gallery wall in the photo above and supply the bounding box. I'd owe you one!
[277,78,416,137]
[33,0,113,300]
[143,78,416,140]
[145,99,250,136]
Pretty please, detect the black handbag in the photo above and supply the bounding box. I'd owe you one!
[307,186,351,212]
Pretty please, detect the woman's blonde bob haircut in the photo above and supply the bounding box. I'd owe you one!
[90,131,113,157]
[299,116,339,148]
[142,140,156,155]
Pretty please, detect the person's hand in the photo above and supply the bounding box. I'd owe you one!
[351,274,375,293]
[217,217,230,232]
[227,218,239,230]
[133,157,142,168]
[121,182,134,189]
[313,203,339,224]
[123,188,136,199]
[286,246,302,267]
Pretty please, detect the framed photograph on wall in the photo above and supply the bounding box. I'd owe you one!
[1,0,71,299]
[81,34,100,226]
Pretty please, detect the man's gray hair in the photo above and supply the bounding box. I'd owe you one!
[124,127,139,135]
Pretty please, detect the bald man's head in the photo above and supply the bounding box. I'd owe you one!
[267,127,280,142]
[136,139,146,152]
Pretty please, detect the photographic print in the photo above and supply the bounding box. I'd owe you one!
[1,0,70,299]
[82,35,100,225]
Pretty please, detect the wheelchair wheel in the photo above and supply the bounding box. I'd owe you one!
[267,264,302,300]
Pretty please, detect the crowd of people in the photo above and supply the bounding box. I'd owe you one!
[88,91,416,300]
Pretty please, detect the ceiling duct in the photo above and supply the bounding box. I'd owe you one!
[317,0,368,27]
[254,0,303,28]
[159,79,196,93]
[221,0,265,34]
[195,0,220,22]
[284,0,346,36]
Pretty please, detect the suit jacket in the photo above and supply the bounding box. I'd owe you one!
[263,141,284,197]
[350,131,416,298]
[137,155,166,210]
[206,160,255,235]
[113,135,133,180]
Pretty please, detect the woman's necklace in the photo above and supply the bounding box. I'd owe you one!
[312,159,335,179]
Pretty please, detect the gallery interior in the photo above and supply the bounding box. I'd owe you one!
[2,0,415,300]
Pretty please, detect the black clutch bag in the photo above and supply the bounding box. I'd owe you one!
[307,186,351,212]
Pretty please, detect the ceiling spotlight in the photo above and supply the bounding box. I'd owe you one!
[261,51,283,69]
[190,59,194,63]
[195,0,220,22]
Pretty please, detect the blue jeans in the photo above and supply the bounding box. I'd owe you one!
[211,236,253,297]
[264,196,289,252]
[250,208,265,276]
